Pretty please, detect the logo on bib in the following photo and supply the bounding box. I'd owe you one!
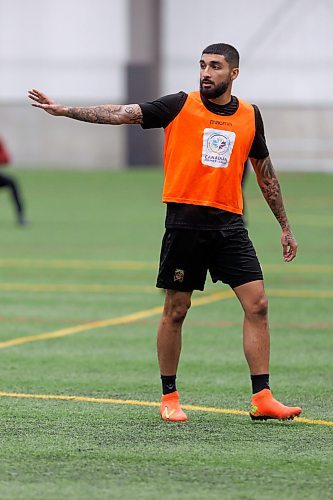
[202,128,236,168]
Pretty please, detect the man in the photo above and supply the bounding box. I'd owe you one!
[28,43,302,422]
[0,136,27,226]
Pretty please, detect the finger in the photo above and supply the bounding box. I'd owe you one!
[28,90,43,101]
[30,88,44,97]
[284,245,297,262]
[285,252,295,262]
[28,93,40,102]
[29,89,50,103]
[282,240,290,260]
[31,103,49,109]
[289,241,298,257]
[28,89,42,99]
[284,252,291,262]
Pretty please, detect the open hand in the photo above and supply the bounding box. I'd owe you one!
[28,89,66,116]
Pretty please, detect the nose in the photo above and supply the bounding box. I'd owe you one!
[201,66,213,82]
[202,66,211,76]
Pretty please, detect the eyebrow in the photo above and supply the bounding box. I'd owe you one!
[199,59,223,66]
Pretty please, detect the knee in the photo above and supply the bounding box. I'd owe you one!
[247,295,268,318]
[167,299,191,324]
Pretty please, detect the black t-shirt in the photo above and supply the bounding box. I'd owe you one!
[139,92,269,230]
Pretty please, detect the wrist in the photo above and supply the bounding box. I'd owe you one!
[282,226,293,237]
[279,220,290,232]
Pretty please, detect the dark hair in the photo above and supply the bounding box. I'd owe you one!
[202,43,239,68]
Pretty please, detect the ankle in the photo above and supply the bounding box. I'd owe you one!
[251,374,270,394]
[161,374,177,395]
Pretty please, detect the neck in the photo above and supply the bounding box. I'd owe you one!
[208,89,232,106]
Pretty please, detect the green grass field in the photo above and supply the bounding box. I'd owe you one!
[0,169,332,499]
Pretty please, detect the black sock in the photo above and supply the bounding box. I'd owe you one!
[251,374,270,394]
[161,375,177,395]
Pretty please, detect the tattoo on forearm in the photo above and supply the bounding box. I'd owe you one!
[65,104,142,125]
[254,156,289,229]
[124,105,143,124]
[66,105,122,124]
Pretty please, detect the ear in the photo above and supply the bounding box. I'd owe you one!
[231,68,239,81]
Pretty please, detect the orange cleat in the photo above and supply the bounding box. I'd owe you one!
[250,388,302,421]
[160,391,188,422]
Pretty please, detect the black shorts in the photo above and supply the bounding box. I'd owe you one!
[156,228,263,291]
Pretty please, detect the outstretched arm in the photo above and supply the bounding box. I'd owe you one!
[250,155,298,262]
[28,89,143,125]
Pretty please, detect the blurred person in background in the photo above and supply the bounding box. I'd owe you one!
[28,42,302,423]
[0,136,27,226]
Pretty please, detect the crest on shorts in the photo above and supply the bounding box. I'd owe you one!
[174,268,185,282]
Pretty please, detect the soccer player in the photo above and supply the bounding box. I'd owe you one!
[28,43,302,422]
[0,136,27,226]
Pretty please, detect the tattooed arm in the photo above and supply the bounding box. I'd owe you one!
[28,89,143,125]
[250,155,298,262]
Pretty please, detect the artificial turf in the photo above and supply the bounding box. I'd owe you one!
[0,169,332,499]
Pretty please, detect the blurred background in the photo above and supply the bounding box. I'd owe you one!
[0,0,332,170]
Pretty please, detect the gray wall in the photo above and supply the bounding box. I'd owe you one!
[0,0,128,168]
[0,103,124,169]
[263,106,333,171]
[1,0,332,170]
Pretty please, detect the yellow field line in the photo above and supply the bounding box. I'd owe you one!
[1,258,333,273]
[0,391,331,427]
[264,264,333,274]
[0,259,156,270]
[1,282,332,299]
[0,286,331,349]
[0,283,158,294]
[0,290,234,350]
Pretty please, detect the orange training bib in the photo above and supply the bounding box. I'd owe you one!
[162,91,255,214]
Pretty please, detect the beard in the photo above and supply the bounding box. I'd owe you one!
[200,79,230,99]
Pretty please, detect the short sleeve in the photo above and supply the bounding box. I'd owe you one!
[249,105,269,159]
[139,91,188,129]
